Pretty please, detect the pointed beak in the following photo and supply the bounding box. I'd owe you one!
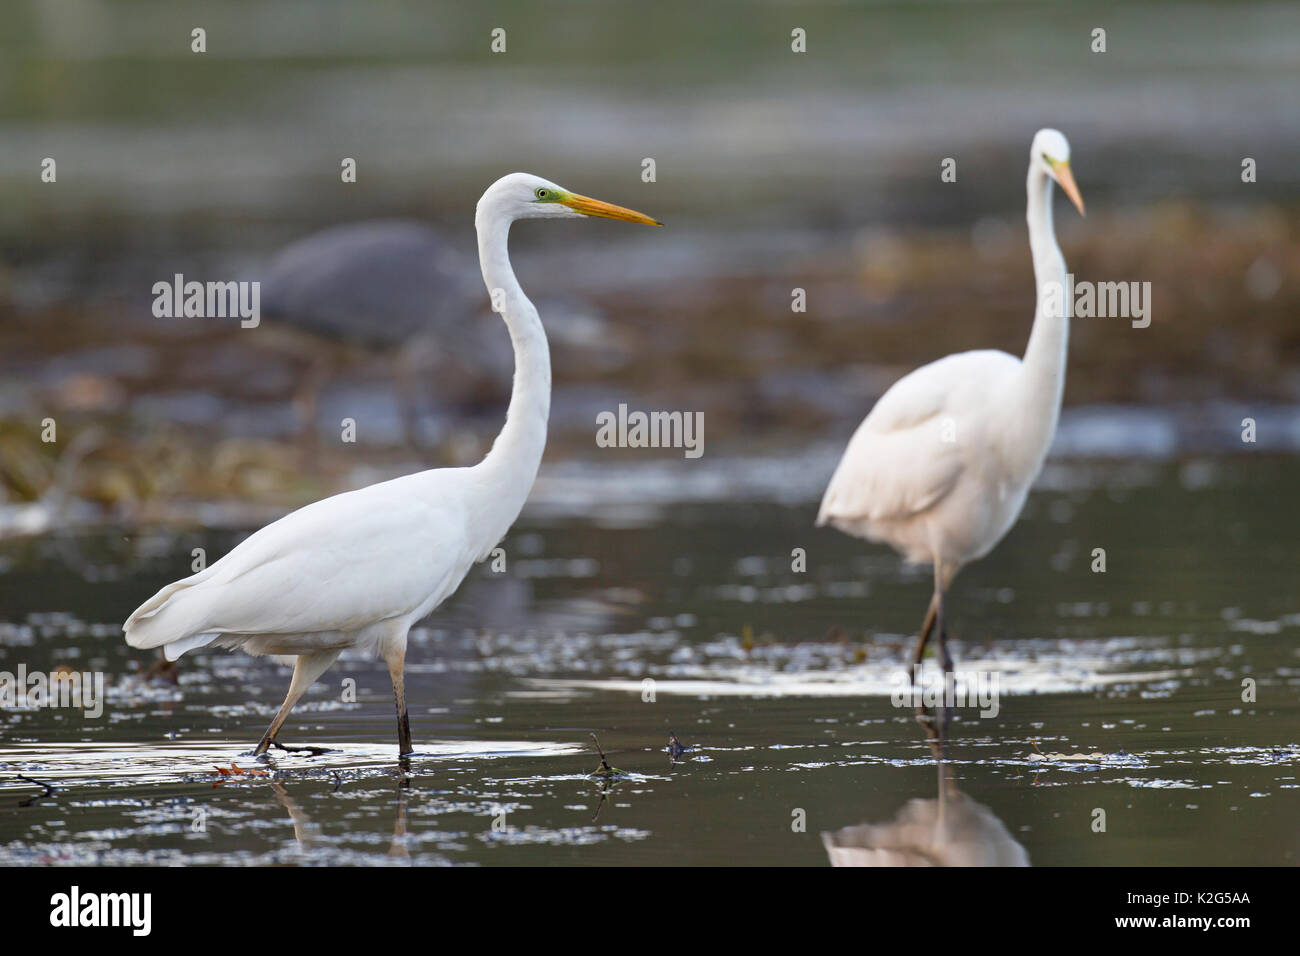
[1050,160,1086,216]
[561,192,662,226]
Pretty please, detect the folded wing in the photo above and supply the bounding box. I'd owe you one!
[818,350,1019,528]
[124,477,468,652]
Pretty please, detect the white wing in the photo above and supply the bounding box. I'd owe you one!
[124,472,471,650]
[817,350,1020,526]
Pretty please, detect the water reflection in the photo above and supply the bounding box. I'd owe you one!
[268,765,414,860]
[822,707,1029,867]
[268,780,319,853]
[822,772,1030,866]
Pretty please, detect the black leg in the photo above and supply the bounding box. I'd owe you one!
[396,706,412,757]
[386,645,414,757]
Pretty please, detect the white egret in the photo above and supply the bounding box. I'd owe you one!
[817,129,1085,673]
[123,173,661,756]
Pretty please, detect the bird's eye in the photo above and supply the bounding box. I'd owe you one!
[535,188,548,199]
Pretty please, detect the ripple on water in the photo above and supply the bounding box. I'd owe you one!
[0,740,584,791]
[521,645,1192,700]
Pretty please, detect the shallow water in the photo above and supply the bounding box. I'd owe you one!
[1,455,1297,865]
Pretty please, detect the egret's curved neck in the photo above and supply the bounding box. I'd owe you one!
[1011,164,1069,467]
[470,203,550,545]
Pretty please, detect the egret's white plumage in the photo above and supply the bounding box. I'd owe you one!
[124,173,660,755]
[818,130,1085,670]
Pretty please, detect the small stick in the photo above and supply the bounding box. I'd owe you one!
[589,733,624,777]
[12,774,57,807]
[590,782,611,823]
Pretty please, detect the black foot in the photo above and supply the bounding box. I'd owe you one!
[268,740,332,756]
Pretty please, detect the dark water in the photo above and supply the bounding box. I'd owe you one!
[0,455,1297,865]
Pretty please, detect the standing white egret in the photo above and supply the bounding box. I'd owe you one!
[817,129,1085,673]
[123,173,661,756]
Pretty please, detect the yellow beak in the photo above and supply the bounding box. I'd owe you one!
[561,192,662,226]
[1051,160,1086,216]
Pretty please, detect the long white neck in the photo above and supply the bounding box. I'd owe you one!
[1009,164,1069,472]
[468,203,551,551]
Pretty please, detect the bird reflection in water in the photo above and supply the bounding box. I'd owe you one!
[268,780,319,853]
[267,759,413,860]
[821,703,1028,867]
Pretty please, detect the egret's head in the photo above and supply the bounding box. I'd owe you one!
[478,172,661,226]
[1031,128,1085,216]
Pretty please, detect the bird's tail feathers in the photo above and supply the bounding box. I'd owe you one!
[123,570,219,651]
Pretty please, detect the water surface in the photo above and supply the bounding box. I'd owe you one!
[1,455,1297,865]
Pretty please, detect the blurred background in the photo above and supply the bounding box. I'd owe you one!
[1,0,1297,527]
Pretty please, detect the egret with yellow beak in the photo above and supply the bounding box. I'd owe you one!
[124,173,661,756]
[818,129,1086,674]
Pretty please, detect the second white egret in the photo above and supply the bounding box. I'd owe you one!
[817,129,1085,673]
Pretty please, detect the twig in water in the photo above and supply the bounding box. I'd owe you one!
[12,774,57,807]
[588,733,626,778]
[590,777,616,823]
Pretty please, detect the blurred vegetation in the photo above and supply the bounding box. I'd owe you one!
[0,0,1296,521]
